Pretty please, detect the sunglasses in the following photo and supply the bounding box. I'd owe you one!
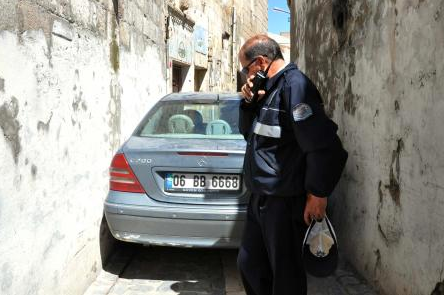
[241,57,259,76]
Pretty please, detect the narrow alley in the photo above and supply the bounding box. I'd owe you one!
[1,0,443,294]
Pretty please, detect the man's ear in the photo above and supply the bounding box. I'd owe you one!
[257,56,268,70]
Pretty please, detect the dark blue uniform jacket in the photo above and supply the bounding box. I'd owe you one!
[239,63,348,197]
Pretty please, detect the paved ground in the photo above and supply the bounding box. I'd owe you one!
[84,243,378,295]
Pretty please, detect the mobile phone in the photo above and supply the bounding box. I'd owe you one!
[250,70,267,103]
[249,55,277,103]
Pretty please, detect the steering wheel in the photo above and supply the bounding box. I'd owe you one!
[206,120,232,135]
[168,114,194,134]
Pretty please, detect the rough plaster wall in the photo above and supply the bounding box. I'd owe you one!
[0,0,166,294]
[117,0,167,139]
[208,2,232,92]
[119,45,166,139]
[0,26,112,295]
[292,1,444,294]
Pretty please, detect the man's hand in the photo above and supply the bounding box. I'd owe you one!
[241,75,266,102]
[303,193,327,226]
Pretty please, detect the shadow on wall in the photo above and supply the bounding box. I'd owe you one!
[431,281,444,295]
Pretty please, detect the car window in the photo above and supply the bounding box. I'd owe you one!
[138,99,243,139]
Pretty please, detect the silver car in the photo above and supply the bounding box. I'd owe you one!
[104,93,248,248]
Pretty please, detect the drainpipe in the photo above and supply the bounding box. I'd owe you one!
[230,6,236,91]
[288,0,296,62]
[165,14,170,93]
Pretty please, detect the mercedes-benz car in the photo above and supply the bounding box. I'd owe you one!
[104,93,248,248]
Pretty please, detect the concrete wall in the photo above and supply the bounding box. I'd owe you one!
[289,0,444,294]
[0,0,166,294]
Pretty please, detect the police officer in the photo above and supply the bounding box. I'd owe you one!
[237,35,348,295]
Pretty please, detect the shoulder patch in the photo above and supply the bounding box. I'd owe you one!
[292,103,313,121]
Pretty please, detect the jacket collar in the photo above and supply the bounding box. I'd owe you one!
[265,62,298,91]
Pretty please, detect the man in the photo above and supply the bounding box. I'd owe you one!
[237,34,348,295]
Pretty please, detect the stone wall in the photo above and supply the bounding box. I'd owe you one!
[0,0,166,294]
[235,0,268,40]
[166,0,267,92]
[289,1,444,294]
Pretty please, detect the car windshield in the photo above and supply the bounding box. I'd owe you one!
[137,98,243,140]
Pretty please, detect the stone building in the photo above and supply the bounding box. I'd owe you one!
[288,0,444,294]
[0,0,266,294]
[165,0,267,93]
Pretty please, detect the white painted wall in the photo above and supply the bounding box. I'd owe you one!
[0,0,166,293]
[119,45,167,140]
[0,27,114,295]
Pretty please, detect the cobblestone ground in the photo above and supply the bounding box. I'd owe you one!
[84,243,378,295]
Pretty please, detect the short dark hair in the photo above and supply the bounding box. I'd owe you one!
[242,35,284,62]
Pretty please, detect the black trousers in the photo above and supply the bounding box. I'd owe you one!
[237,194,308,295]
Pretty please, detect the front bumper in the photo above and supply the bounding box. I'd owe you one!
[104,191,247,248]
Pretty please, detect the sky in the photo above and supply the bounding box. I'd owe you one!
[268,0,291,34]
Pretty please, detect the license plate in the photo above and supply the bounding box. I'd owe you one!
[165,173,242,193]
